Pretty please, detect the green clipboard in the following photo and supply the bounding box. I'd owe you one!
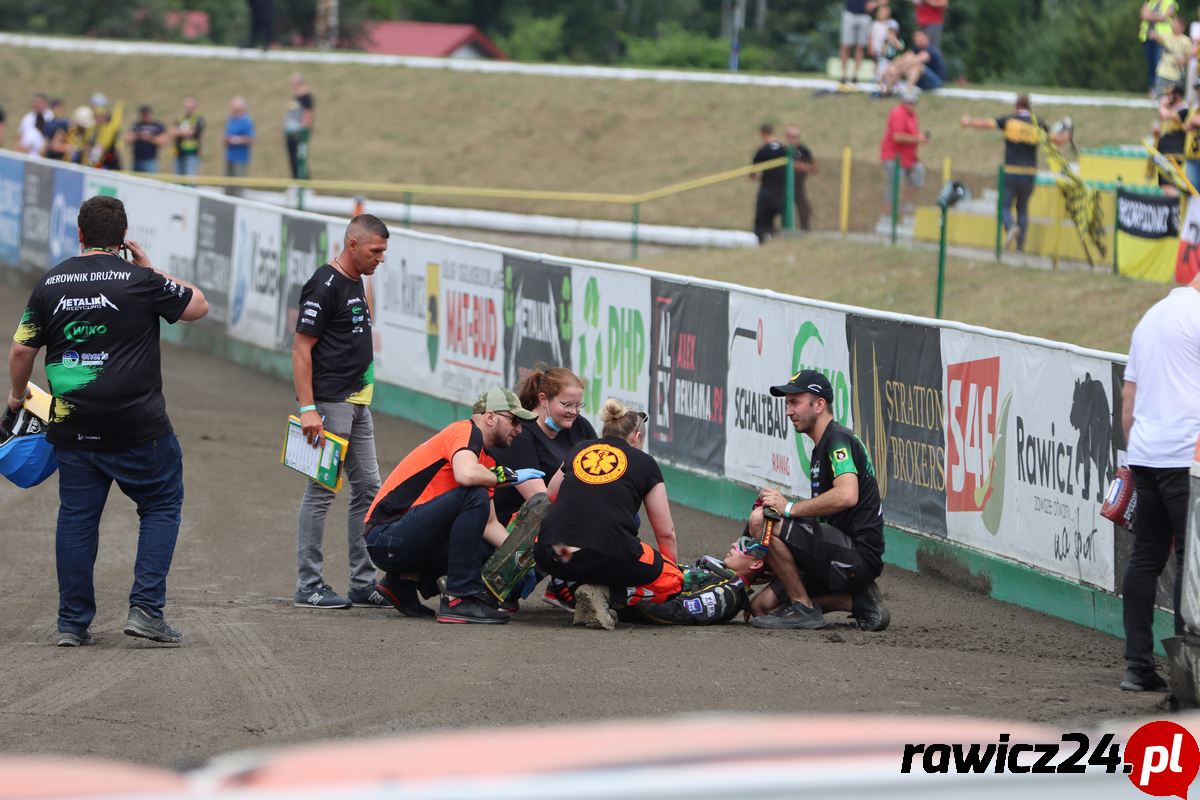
[281,415,348,491]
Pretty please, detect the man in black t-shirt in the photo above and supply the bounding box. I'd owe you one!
[9,195,209,647]
[750,124,787,244]
[746,370,889,632]
[124,104,167,173]
[284,73,315,179]
[291,214,390,610]
[785,126,817,231]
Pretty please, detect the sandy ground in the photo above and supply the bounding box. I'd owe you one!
[0,283,1169,769]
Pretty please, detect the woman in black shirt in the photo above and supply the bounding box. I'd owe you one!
[533,399,681,630]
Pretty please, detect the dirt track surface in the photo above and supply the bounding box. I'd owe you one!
[0,286,1168,769]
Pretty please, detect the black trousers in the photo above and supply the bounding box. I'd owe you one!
[754,191,783,243]
[533,540,661,599]
[1122,466,1191,676]
[794,181,812,231]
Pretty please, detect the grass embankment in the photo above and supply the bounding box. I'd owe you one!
[1,45,1157,232]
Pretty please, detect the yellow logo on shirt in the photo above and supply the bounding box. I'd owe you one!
[572,443,628,485]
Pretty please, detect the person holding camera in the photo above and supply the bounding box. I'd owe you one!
[8,195,209,647]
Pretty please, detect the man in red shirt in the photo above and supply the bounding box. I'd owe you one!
[363,387,542,624]
[915,0,948,49]
[879,86,930,217]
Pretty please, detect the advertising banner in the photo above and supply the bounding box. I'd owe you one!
[846,316,947,536]
[434,243,505,405]
[941,330,1116,590]
[569,264,650,417]
[83,174,199,288]
[725,292,851,497]
[278,214,331,352]
[502,254,573,390]
[0,156,24,266]
[228,204,282,350]
[649,279,728,474]
[194,197,235,327]
[19,161,54,273]
[1177,195,1200,285]
[1116,188,1178,284]
[48,168,83,267]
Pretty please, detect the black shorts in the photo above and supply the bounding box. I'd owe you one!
[771,518,872,596]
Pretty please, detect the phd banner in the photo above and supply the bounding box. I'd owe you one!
[194,197,235,328]
[1177,195,1200,284]
[649,279,728,474]
[725,292,851,497]
[0,155,24,266]
[941,329,1116,590]
[279,214,331,352]
[19,161,53,273]
[502,254,573,390]
[1116,188,1178,284]
[569,264,650,416]
[229,204,282,350]
[846,315,947,537]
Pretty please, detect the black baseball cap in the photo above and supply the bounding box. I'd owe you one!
[769,369,834,402]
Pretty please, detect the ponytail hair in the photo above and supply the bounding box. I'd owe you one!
[600,398,646,439]
[515,365,585,411]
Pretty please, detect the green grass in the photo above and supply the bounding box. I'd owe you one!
[0,44,1159,231]
[639,235,1165,354]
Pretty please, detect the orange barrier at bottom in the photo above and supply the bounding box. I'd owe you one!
[0,757,186,798]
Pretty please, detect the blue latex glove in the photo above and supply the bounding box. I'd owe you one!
[514,467,545,484]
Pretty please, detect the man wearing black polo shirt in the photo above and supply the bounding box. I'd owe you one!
[8,195,209,647]
[747,370,889,632]
[292,214,390,610]
[751,124,788,244]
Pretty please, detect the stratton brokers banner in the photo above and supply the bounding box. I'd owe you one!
[1116,188,1178,284]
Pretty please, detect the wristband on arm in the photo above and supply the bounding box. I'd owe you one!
[783,501,793,518]
[299,404,317,413]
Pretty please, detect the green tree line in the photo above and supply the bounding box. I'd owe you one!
[0,0,1164,92]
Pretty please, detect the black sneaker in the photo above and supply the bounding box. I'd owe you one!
[1120,670,1169,692]
[123,607,183,644]
[376,575,435,618]
[348,583,391,608]
[57,628,94,647]
[293,584,352,609]
[851,581,890,632]
[750,601,827,630]
[437,595,510,625]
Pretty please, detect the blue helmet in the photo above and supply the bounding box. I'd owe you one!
[0,407,58,489]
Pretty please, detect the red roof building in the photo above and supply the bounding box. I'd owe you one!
[363,21,507,60]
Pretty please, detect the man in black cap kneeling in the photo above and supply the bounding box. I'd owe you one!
[746,370,890,632]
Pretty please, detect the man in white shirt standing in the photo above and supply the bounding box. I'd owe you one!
[1120,272,1200,691]
[17,93,51,156]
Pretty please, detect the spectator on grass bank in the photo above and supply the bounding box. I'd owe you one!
[17,94,51,156]
[1155,83,1189,197]
[0,104,5,148]
[125,105,167,173]
[224,96,255,197]
[284,73,314,179]
[246,0,274,50]
[1187,9,1200,104]
[1152,16,1194,98]
[8,195,209,647]
[1141,0,1180,97]
[879,86,929,217]
[171,96,205,177]
[745,370,888,632]
[784,126,817,231]
[1119,270,1200,692]
[839,0,881,84]
[41,99,67,159]
[363,387,541,625]
[54,106,96,167]
[291,215,390,611]
[914,0,948,50]
[91,102,122,171]
[961,93,1071,252]
[532,399,681,631]
[880,30,945,94]
[869,5,903,95]
[750,123,787,244]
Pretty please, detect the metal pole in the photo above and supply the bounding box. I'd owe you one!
[403,192,412,228]
[839,146,852,236]
[783,145,795,232]
[936,205,948,318]
[1113,178,1122,275]
[1051,183,1063,270]
[631,203,641,260]
[994,163,1006,261]
[890,155,901,245]
[942,156,952,185]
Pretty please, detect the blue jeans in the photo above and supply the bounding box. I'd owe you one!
[176,153,199,175]
[1145,39,1162,93]
[133,158,158,173]
[365,485,489,598]
[54,432,184,634]
[1002,175,1035,251]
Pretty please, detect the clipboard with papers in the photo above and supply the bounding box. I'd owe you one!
[280,415,348,491]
